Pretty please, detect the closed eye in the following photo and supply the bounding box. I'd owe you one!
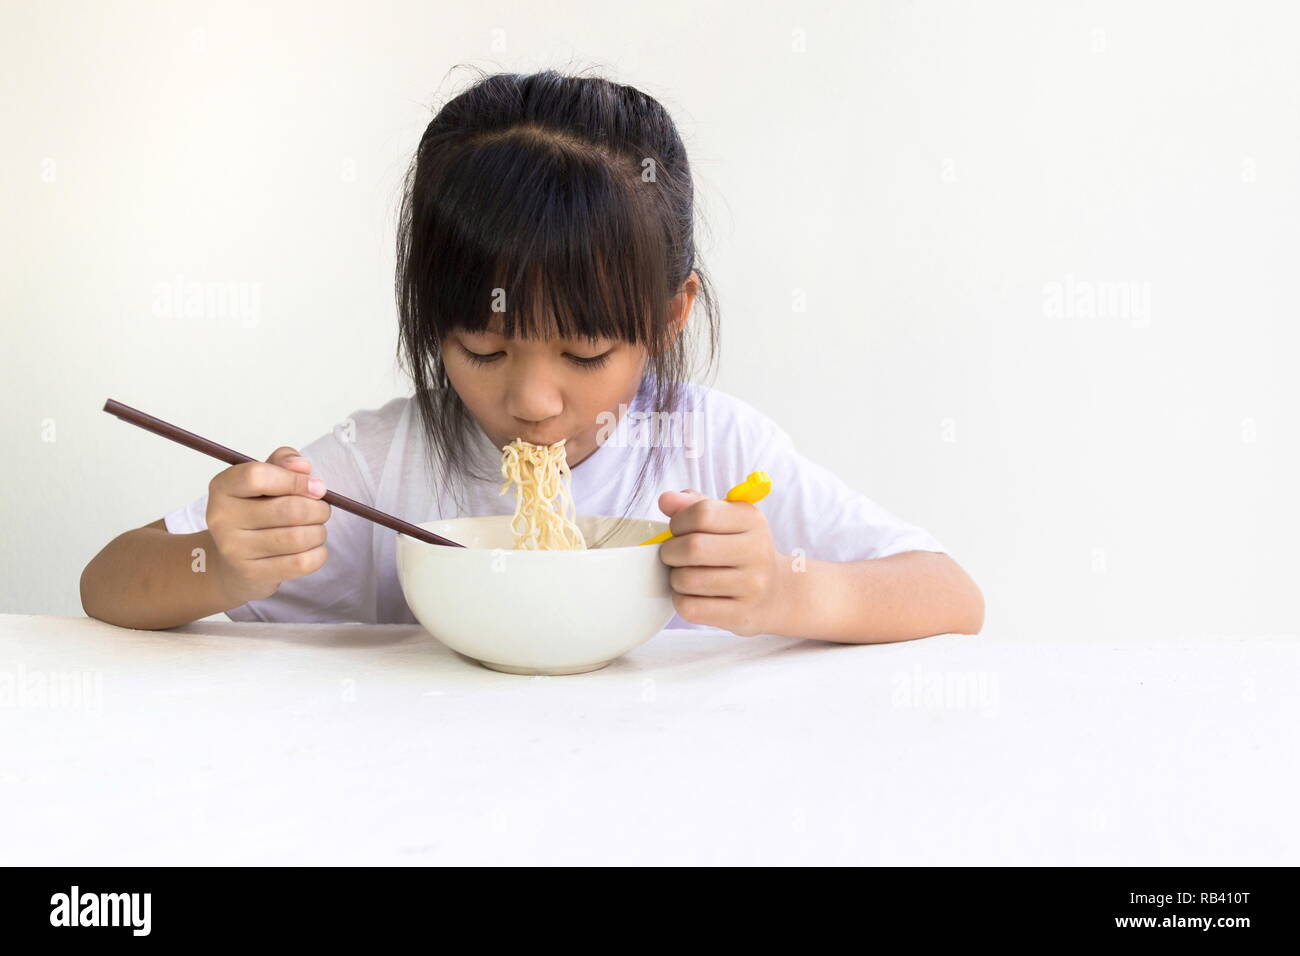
[565,350,613,370]
[457,343,613,370]
[459,346,505,366]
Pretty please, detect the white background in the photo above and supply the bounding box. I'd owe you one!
[3,0,1296,642]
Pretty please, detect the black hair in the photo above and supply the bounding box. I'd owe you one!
[395,67,720,541]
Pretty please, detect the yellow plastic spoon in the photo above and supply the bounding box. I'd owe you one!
[639,471,773,545]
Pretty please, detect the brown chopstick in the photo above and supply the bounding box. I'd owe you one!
[102,398,464,548]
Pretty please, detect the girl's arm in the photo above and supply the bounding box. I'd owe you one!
[82,447,332,630]
[769,549,983,643]
[81,520,248,630]
[658,491,984,643]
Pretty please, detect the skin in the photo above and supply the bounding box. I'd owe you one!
[445,273,985,643]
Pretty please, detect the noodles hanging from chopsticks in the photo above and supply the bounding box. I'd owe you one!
[498,438,588,550]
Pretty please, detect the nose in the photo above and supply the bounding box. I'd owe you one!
[504,358,563,428]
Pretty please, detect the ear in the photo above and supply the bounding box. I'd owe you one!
[660,271,699,353]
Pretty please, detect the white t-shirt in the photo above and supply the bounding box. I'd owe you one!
[163,377,946,628]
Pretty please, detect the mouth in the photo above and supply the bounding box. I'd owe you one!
[506,434,569,448]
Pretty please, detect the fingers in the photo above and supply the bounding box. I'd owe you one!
[670,593,744,629]
[268,445,314,474]
[239,493,332,531]
[659,529,743,568]
[212,451,327,501]
[668,565,747,597]
[657,489,705,518]
[204,447,335,601]
[247,543,330,581]
[665,496,755,537]
[237,523,329,560]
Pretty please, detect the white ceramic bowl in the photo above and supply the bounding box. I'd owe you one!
[396,514,675,675]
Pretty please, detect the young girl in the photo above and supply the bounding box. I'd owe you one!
[81,69,983,643]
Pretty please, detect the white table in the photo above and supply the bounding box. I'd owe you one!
[1,614,1296,865]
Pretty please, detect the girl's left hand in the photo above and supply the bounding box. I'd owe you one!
[656,489,791,637]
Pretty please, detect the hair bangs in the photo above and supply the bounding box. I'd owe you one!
[430,130,669,348]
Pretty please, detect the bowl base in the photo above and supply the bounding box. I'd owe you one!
[475,658,613,676]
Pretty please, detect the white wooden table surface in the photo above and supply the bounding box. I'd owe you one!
[1,613,1296,865]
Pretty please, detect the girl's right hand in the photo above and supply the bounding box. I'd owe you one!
[205,446,331,605]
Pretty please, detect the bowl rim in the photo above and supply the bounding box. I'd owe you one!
[397,513,670,553]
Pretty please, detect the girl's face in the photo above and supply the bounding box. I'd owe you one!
[442,321,648,468]
[443,275,697,468]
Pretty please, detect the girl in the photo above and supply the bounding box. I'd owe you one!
[81,69,983,642]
